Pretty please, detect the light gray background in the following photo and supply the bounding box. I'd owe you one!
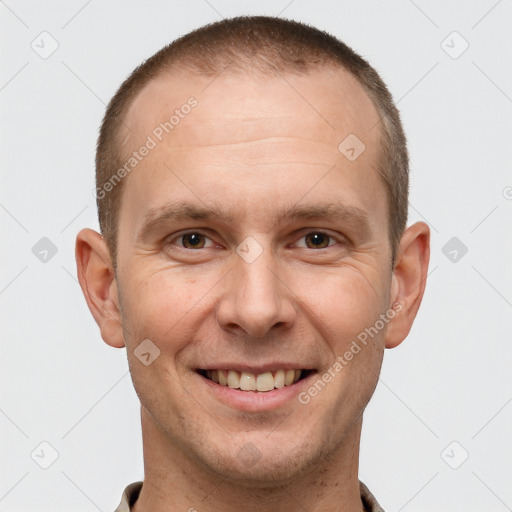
[1,1,511,511]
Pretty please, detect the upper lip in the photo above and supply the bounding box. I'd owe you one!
[197,363,314,374]
[196,364,315,373]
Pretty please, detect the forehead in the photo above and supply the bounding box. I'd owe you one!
[118,65,387,239]
[123,65,380,157]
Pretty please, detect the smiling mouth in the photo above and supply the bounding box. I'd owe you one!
[197,369,314,392]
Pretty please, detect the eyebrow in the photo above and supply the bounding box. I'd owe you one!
[137,200,373,241]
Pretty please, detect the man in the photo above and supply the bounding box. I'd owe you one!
[76,16,429,512]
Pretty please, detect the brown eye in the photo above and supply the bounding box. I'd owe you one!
[304,232,330,249]
[181,233,205,249]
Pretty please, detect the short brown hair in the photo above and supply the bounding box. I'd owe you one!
[96,16,408,267]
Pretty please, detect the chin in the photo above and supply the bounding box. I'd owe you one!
[195,432,328,486]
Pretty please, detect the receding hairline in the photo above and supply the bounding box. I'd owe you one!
[115,62,388,242]
[117,58,381,166]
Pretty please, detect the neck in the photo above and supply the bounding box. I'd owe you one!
[133,408,364,512]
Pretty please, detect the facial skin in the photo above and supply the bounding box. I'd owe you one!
[76,66,430,512]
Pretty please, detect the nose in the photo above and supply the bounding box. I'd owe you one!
[216,248,296,339]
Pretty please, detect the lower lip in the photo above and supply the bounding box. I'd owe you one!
[198,372,316,412]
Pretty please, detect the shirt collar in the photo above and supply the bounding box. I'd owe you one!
[114,480,384,512]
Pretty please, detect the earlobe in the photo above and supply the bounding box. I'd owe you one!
[384,222,430,349]
[75,228,125,348]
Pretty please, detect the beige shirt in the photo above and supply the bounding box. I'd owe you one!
[114,480,385,511]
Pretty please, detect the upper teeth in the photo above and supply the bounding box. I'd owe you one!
[205,369,301,392]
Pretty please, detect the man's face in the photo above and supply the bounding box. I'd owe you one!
[115,67,393,481]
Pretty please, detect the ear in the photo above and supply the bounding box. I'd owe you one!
[75,228,125,348]
[384,221,430,349]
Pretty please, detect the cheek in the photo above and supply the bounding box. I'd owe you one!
[292,264,388,340]
[291,265,387,403]
[120,271,200,415]
[119,269,198,348]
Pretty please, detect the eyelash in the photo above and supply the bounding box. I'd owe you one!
[168,230,342,250]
